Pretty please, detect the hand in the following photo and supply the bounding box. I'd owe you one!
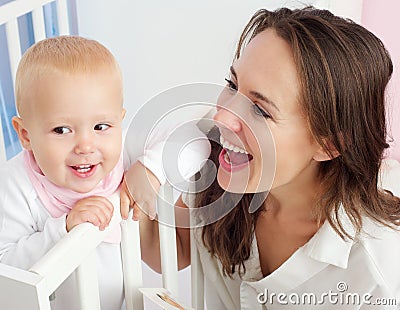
[66,196,114,232]
[120,161,161,221]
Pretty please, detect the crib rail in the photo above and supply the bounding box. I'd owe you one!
[0,194,143,310]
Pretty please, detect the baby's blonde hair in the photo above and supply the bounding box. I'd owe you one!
[15,35,123,115]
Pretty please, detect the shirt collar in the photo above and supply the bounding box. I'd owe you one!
[303,207,356,269]
[241,206,358,295]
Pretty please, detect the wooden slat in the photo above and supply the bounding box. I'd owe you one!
[158,183,180,296]
[0,263,50,310]
[190,241,204,310]
[189,179,204,310]
[0,0,54,25]
[121,212,144,310]
[56,0,69,35]
[5,18,21,88]
[75,253,101,310]
[31,7,46,42]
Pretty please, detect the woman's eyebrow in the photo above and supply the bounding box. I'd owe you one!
[230,66,280,112]
[249,90,280,112]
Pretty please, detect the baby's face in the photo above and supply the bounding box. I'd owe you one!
[19,69,125,193]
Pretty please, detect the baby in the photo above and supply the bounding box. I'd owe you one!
[0,36,209,310]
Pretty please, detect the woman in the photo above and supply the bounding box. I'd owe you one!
[124,6,400,309]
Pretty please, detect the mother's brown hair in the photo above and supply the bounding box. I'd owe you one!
[197,7,400,277]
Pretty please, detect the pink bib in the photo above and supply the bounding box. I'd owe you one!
[23,150,123,243]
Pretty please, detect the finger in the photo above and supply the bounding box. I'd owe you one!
[79,210,102,228]
[140,201,156,221]
[146,201,157,220]
[123,169,140,201]
[73,197,115,230]
[149,210,157,221]
[83,204,109,230]
[121,176,135,201]
[97,208,110,231]
[85,201,114,230]
[66,209,98,232]
[132,203,141,221]
[68,202,112,231]
[88,197,115,224]
[120,188,132,220]
[92,196,115,215]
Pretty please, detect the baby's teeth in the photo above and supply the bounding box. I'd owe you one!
[77,167,90,173]
[75,164,92,173]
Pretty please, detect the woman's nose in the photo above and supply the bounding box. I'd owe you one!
[214,104,242,133]
[74,133,95,154]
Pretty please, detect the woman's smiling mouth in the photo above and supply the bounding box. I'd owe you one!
[219,136,253,172]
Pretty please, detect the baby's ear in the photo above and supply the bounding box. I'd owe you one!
[313,139,340,162]
[12,116,31,150]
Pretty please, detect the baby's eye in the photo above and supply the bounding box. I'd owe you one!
[224,78,238,92]
[252,104,271,119]
[94,123,110,131]
[53,127,71,134]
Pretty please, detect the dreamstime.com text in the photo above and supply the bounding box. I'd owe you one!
[257,282,398,306]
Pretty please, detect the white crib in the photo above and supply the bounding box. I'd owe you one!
[0,1,204,309]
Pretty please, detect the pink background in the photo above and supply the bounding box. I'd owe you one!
[362,0,400,161]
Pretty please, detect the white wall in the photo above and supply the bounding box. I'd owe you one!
[75,0,364,128]
[75,0,363,308]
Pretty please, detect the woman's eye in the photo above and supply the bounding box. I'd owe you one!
[94,124,110,131]
[253,104,271,119]
[224,78,237,91]
[53,127,71,134]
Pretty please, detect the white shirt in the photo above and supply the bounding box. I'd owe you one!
[195,159,400,309]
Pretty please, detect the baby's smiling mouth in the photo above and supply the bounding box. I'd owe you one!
[70,164,98,176]
[72,164,94,173]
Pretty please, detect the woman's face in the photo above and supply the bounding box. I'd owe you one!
[214,29,323,194]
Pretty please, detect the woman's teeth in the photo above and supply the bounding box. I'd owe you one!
[224,151,231,164]
[220,135,248,154]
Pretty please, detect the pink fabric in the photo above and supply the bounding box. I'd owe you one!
[23,150,124,243]
[362,0,400,161]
